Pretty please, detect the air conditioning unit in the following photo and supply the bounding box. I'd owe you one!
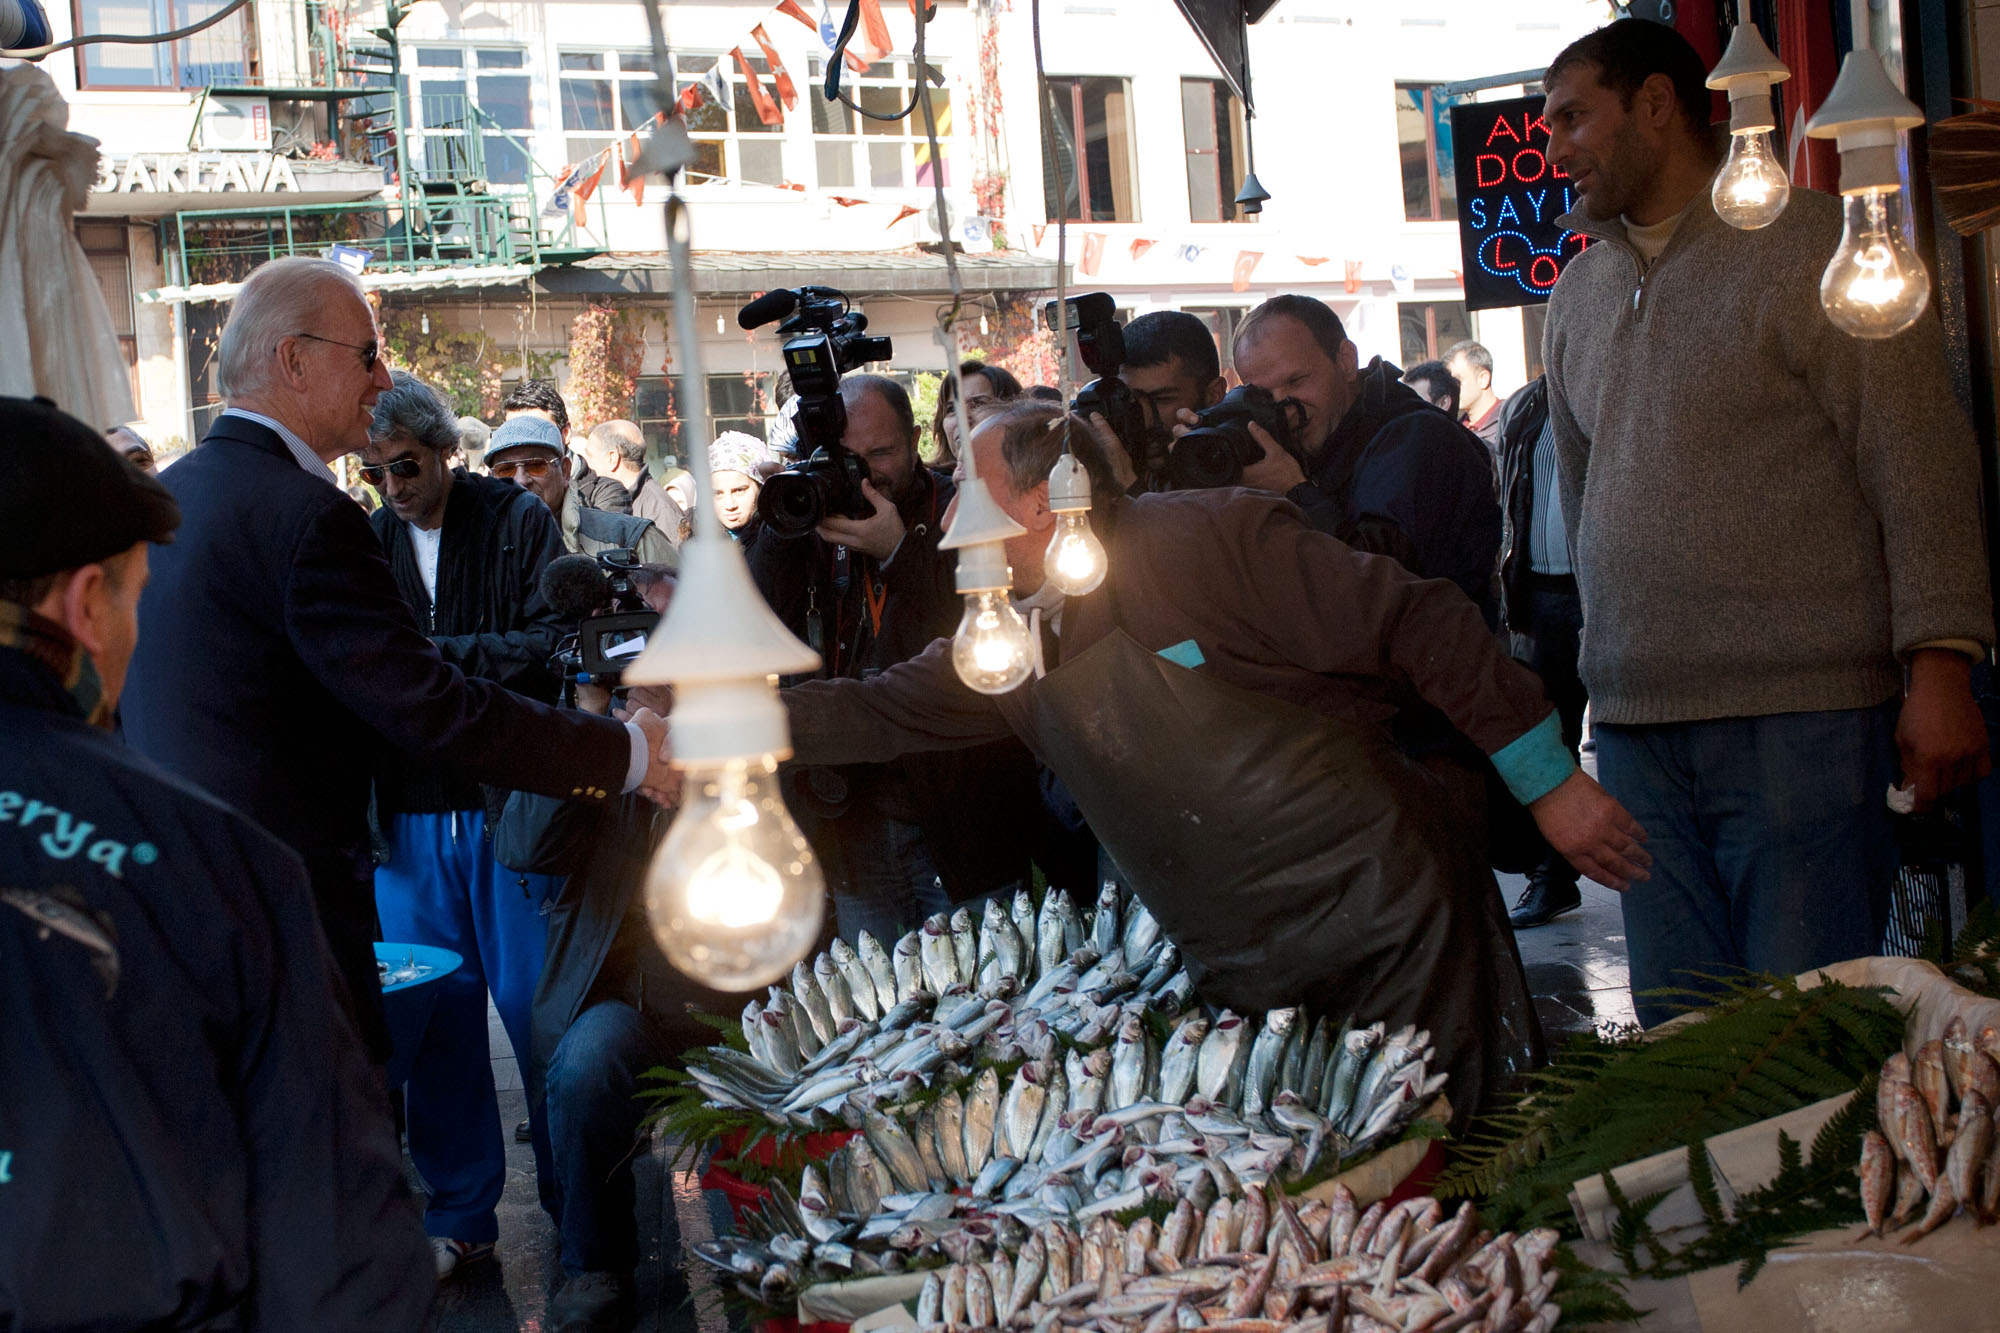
[198,96,272,152]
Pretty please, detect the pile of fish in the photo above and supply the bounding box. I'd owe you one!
[1859,1015,2000,1240]
[693,1017,1442,1300]
[689,887,1193,1129]
[708,1179,1564,1333]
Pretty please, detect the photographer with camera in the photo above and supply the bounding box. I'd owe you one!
[359,371,572,1280]
[1194,295,1500,627]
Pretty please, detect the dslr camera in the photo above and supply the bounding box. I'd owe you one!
[551,548,657,688]
[1167,385,1309,491]
[743,285,894,539]
[1042,292,1150,475]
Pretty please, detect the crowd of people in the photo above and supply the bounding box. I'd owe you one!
[2,17,1995,1333]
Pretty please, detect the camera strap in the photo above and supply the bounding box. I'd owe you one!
[862,569,886,638]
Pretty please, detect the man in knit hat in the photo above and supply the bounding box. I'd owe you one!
[1541,20,1992,1025]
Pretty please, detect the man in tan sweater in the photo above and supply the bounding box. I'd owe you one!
[1541,20,1993,1025]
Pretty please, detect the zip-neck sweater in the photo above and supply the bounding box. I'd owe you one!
[1543,188,1992,725]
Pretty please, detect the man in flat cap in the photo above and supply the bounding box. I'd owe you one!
[120,257,676,1069]
[0,396,434,1328]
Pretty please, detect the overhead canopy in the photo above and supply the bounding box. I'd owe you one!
[1172,0,1279,112]
[140,261,540,304]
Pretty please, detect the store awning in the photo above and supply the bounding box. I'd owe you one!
[140,262,542,305]
[537,248,1061,298]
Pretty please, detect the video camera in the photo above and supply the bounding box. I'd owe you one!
[542,548,658,690]
[741,285,894,539]
[1167,385,1309,491]
[1042,292,1150,476]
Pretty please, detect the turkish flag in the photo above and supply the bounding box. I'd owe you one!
[1032,224,1047,247]
[886,203,922,227]
[1079,232,1105,276]
[854,0,893,63]
[1296,255,1329,267]
[733,48,783,126]
[1129,238,1156,261]
[1343,260,1362,294]
[750,25,798,111]
[829,195,867,207]
[1231,250,1263,293]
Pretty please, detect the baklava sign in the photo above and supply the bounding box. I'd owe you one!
[1450,96,1590,311]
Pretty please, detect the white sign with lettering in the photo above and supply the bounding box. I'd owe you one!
[94,152,303,196]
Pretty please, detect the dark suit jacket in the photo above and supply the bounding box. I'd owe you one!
[121,414,633,1052]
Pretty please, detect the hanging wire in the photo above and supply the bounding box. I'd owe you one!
[3,0,253,58]
[1030,0,1074,458]
[824,0,944,125]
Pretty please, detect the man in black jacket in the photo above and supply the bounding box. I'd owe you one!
[1495,377,1589,926]
[121,258,672,1064]
[750,375,1036,941]
[0,396,433,1329]
[1221,294,1500,626]
[361,370,571,1278]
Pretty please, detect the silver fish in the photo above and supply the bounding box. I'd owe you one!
[792,961,835,1046]
[829,938,880,1024]
[964,1066,1001,1174]
[911,1100,948,1190]
[1012,889,1040,976]
[857,931,901,1015]
[935,1088,970,1182]
[965,1261,996,1327]
[1158,1015,1212,1105]
[863,1106,930,1193]
[1121,898,1162,961]
[1112,1013,1154,1108]
[814,953,855,1027]
[979,898,1010,987]
[1299,1016,1332,1109]
[1029,1065,1070,1163]
[1004,1063,1051,1160]
[797,1164,847,1243]
[1072,1047,1113,1117]
[1006,1232,1047,1321]
[1036,897,1069,978]
[920,914,960,994]
[1278,1012,1307,1100]
[844,1137,884,1216]
[893,932,926,1004]
[1057,889,1087,955]
[740,999,770,1067]
[951,907,980,984]
[1196,1012,1252,1105]
[1243,1007,1299,1116]
[1093,883,1123,955]
[1324,1023,1381,1124]
[973,1154,1021,1199]
[767,989,815,1064]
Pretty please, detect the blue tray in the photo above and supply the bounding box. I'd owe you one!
[374,942,463,1088]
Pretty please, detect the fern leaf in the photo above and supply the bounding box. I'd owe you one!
[1687,1140,1726,1229]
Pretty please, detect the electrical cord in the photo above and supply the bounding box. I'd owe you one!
[3,0,254,59]
[1031,0,1074,450]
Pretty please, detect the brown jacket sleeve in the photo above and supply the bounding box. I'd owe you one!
[1214,494,1553,755]
[783,635,1016,765]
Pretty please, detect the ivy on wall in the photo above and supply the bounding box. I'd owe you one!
[377,307,509,418]
[566,302,649,430]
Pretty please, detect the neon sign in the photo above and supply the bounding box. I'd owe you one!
[1450,96,1590,311]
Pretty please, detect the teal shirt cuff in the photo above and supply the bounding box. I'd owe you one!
[1490,711,1575,806]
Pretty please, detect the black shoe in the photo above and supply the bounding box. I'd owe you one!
[1509,875,1582,929]
[515,1118,532,1144]
[550,1271,635,1332]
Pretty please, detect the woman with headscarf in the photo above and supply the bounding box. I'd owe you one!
[709,430,775,555]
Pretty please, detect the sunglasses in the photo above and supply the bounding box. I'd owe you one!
[488,456,558,480]
[294,332,381,372]
[358,457,424,486]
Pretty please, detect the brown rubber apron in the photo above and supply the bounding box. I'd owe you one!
[1028,626,1541,1123]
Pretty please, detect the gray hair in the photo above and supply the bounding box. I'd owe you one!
[589,419,647,467]
[216,258,366,400]
[457,416,491,453]
[370,370,460,452]
[1443,340,1493,377]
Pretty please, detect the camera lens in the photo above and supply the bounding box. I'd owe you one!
[758,469,828,539]
[1167,426,1250,490]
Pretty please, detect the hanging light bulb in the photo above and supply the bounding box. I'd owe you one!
[938,447,1034,695]
[625,193,827,990]
[1706,15,1792,230]
[644,754,824,988]
[1806,29,1929,338]
[1713,130,1791,228]
[1821,187,1930,338]
[1042,452,1105,596]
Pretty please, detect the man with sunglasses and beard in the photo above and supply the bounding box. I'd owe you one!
[123,259,679,1072]
[485,416,676,568]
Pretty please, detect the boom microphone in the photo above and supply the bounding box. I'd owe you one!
[540,554,611,623]
[737,288,800,330]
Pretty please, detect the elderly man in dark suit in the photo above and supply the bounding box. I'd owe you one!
[121,258,673,1089]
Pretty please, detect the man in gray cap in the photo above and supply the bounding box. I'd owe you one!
[0,395,434,1328]
[487,414,676,567]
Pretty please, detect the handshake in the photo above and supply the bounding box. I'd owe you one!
[582,682,682,808]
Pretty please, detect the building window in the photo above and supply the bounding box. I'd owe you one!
[631,370,779,463]
[77,222,139,410]
[558,50,663,167]
[1181,305,1247,376]
[407,47,535,187]
[1042,76,1138,223]
[1396,84,1462,222]
[673,53,786,188]
[807,56,951,191]
[1181,79,1249,224]
[1398,300,1471,366]
[74,0,255,89]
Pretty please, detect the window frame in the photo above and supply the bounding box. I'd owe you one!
[557,48,666,168]
[76,221,140,409]
[805,55,952,194]
[1395,82,1461,224]
[403,45,538,189]
[1397,299,1472,366]
[1042,74,1140,224]
[71,0,260,91]
[1180,78,1250,225]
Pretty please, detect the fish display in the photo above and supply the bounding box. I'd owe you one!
[697,1180,1563,1333]
[680,888,1448,1312]
[1860,1018,2000,1241]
